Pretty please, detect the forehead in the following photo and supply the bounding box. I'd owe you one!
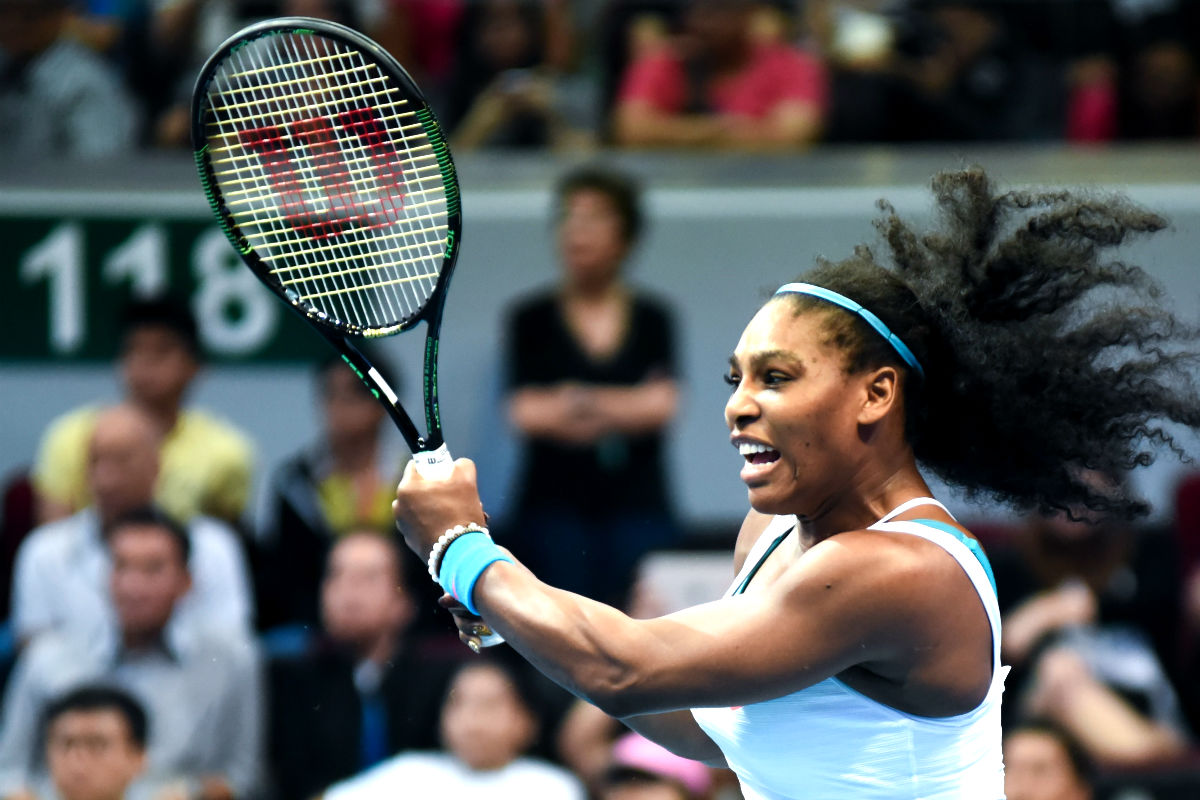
[50,708,129,737]
[732,301,837,363]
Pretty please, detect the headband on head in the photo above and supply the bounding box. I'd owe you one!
[774,282,925,379]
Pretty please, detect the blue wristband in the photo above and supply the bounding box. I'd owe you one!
[437,530,514,616]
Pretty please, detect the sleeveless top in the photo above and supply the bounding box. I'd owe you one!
[691,499,1007,800]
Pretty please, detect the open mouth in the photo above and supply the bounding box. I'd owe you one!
[739,442,781,465]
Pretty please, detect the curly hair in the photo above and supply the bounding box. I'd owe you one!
[776,167,1200,518]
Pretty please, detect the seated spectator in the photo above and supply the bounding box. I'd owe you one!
[995,485,1190,768]
[611,0,827,149]
[1004,717,1094,800]
[0,0,138,160]
[268,531,451,800]
[257,352,407,631]
[32,294,254,528]
[443,0,585,150]
[41,685,149,800]
[322,656,585,799]
[0,508,261,800]
[598,733,712,800]
[148,0,389,148]
[12,404,253,646]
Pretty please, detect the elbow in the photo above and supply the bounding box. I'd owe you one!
[574,661,653,718]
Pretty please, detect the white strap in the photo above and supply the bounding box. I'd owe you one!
[875,496,955,524]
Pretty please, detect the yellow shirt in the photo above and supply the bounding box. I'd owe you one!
[33,406,254,523]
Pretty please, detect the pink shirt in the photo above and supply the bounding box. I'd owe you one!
[617,43,828,119]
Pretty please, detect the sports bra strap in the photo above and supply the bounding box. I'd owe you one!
[910,519,997,595]
[876,496,955,523]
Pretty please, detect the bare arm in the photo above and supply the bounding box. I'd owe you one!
[463,533,913,718]
[613,100,821,150]
[508,377,678,443]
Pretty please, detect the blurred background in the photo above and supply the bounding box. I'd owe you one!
[4,1,1200,799]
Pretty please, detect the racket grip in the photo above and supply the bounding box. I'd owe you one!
[413,443,453,479]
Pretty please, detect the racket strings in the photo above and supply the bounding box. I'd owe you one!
[203,30,449,332]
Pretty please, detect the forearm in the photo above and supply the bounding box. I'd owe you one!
[613,106,727,147]
[473,560,682,718]
[588,379,678,434]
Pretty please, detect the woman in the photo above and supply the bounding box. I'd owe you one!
[503,165,679,606]
[393,167,1200,799]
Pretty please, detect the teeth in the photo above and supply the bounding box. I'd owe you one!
[738,442,776,456]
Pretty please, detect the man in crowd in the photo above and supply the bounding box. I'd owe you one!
[32,294,253,527]
[12,403,252,645]
[40,685,149,800]
[0,507,262,800]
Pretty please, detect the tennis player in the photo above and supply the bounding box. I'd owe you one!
[393,167,1200,799]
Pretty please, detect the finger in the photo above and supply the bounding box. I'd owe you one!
[458,631,483,654]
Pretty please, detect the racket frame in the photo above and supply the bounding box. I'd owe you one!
[190,16,462,461]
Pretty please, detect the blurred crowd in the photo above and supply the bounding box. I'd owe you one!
[3,0,1200,160]
[4,166,1200,797]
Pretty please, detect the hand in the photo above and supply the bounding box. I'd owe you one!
[439,592,498,653]
[393,457,487,561]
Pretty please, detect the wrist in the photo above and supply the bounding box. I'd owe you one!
[435,528,514,615]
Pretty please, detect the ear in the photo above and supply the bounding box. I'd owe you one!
[856,366,899,426]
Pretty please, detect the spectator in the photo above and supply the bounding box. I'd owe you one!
[12,404,253,646]
[32,294,254,528]
[257,351,408,631]
[443,0,585,150]
[0,0,139,160]
[323,656,585,799]
[611,0,827,149]
[41,685,149,800]
[268,531,452,800]
[880,2,1064,142]
[1004,717,1094,800]
[0,507,262,800]
[147,0,389,148]
[598,733,712,800]
[996,489,1190,768]
[503,165,679,607]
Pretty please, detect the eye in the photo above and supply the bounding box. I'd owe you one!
[763,370,790,386]
[723,372,740,389]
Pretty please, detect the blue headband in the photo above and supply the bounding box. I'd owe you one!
[774,282,925,379]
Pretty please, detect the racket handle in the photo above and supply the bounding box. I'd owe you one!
[412,443,453,479]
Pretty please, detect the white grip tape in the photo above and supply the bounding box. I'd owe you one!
[413,443,453,479]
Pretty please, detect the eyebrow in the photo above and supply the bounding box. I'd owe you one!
[728,349,805,372]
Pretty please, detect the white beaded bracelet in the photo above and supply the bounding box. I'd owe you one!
[427,523,490,583]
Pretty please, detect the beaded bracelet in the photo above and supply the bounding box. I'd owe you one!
[427,523,488,583]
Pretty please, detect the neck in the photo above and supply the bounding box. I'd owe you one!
[357,628,400,665]
[121,627,165,652]
[134,398,181,433]
[564,276,623,303]
[797,454,934,546]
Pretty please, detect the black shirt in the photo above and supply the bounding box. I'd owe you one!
[505,291,677,514]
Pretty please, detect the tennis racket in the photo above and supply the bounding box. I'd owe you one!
[192,17,503,645]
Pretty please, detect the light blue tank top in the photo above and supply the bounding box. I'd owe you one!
[691,499,1007,800]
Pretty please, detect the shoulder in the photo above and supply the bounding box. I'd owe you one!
[732,510,791,575]
[19,512,91,561]
[38,406,100,450]
[176,410,254,459]
[783,527,976,624]
[326,752,447,796]
[630,293,676,324]
[506,758,586,795]
[510,291,557,321]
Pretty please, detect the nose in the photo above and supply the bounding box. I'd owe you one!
[724,381,759,431]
